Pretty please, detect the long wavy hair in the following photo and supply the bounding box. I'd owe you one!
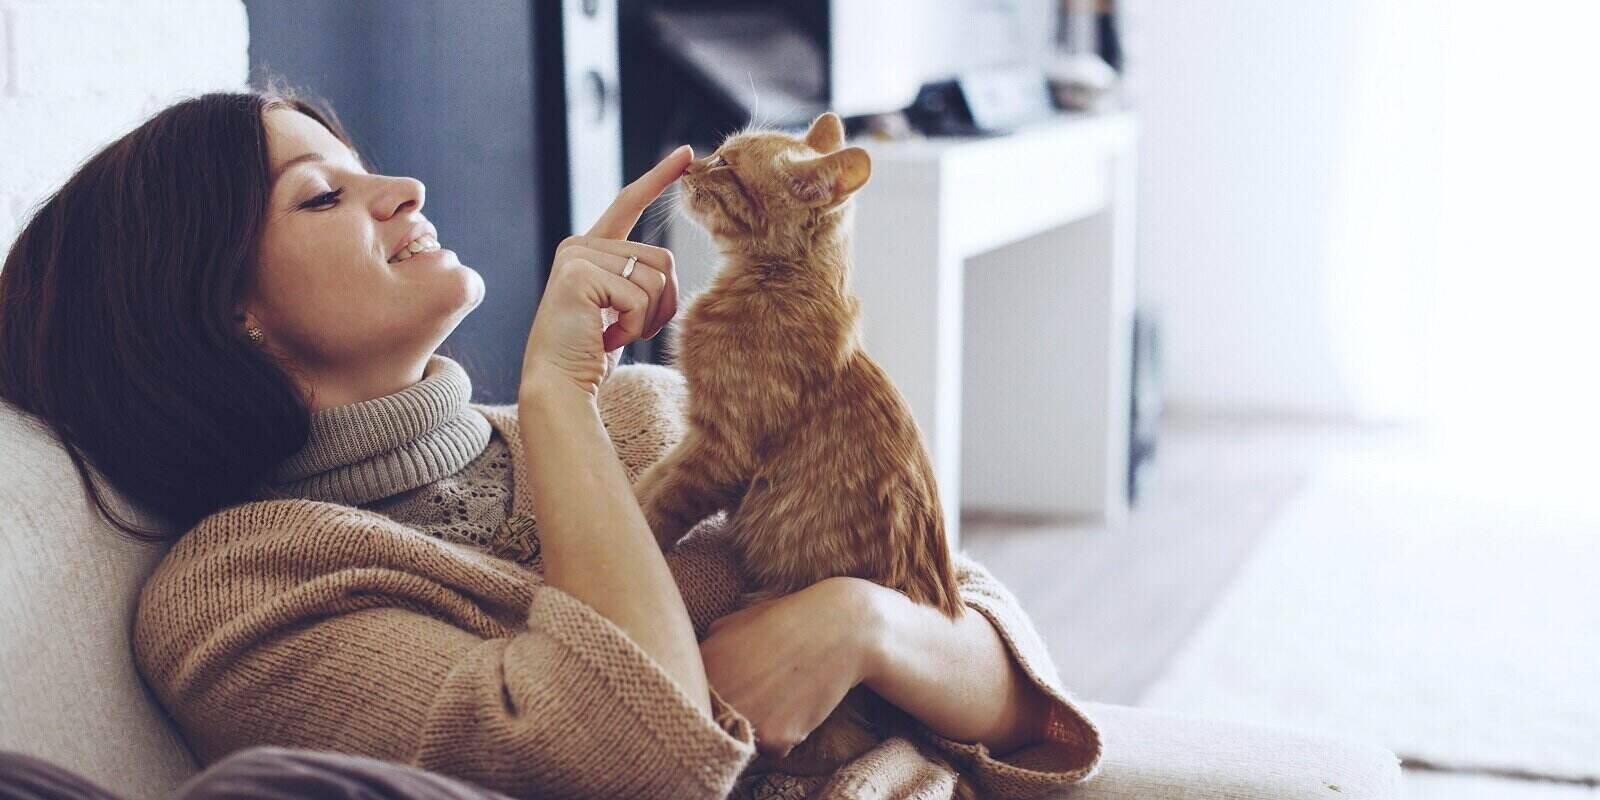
[0,85,365,542]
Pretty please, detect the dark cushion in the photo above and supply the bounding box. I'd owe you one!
[0,748,515,800]
[173,747,515,800]
[0,750,123,800]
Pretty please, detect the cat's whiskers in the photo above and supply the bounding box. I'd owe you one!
[771,100,804,134]
[640,186,680,222]
[744,81,798,137]
[746,71,763,132]
[640,185,691,242]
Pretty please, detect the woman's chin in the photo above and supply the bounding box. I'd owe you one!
[460,268,486,310]
[403,259,484,316]
[444,264,486,309]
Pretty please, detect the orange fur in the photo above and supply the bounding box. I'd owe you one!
[632,110,966,779]
[633,112,963,619]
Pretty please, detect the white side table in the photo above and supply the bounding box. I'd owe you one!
[667,112,1138,546]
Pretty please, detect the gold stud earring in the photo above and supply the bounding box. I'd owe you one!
[246,326,265,345]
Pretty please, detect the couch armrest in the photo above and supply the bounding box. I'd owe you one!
[1063,703,1402,800]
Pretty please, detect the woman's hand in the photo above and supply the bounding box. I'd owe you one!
[699,577,885,758]
[705,574,1052,760]
[519,145,691,401]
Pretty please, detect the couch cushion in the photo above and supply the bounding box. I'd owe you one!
[0,401,197,800]
[1066,702,1403,799]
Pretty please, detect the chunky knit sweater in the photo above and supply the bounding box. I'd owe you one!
[133,355,1102,799]
[264,354,518,551]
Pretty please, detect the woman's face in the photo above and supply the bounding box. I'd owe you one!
[244,108,484,405]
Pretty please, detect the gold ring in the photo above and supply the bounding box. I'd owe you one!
[622,255,638,280]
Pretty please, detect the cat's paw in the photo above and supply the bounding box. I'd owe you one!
[645,507,683,552]
[637,496,686,552]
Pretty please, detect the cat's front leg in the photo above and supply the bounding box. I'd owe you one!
[633,436,737,551]
[632,459,689,550]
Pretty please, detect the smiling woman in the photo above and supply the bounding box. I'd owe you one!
[0,87,356,540]
[244,104,485,411]
[0,82,501,540]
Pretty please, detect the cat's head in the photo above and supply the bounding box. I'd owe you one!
[679,112,871,248]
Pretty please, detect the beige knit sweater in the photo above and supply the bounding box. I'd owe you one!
[133,358,1102,799]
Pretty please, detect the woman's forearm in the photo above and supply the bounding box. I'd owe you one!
[863,586,1051,754]
[518,383,710,716]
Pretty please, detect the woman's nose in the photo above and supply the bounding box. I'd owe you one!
[383,175,425,218]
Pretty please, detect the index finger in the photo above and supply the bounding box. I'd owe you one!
[586,144,694,240]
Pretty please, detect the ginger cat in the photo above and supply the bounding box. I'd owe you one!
[633,112,965,778]
[636,112,961,616]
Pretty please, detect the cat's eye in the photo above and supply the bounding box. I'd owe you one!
[708,154,730,169]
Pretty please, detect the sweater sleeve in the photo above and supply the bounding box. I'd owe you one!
[133,513,755,800]
[914,553,1104,798]
[421,580,756,797]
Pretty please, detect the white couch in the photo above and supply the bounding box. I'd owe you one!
[0,399,1403,799]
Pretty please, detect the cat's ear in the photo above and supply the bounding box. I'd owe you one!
[805,112,846,153]
[789,146,872,206]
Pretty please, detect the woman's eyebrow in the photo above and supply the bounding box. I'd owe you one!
[270,152,325,188]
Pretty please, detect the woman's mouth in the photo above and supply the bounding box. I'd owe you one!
[388,233,442,263]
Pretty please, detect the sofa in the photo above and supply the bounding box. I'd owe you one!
[0,398,1403,799]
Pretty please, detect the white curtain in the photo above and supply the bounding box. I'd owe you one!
[1139,1,1600,486]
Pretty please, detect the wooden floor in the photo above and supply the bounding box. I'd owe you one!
[958,414,1410,706]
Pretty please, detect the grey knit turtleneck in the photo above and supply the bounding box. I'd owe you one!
[262,353,517,552]
[269,354,495,506]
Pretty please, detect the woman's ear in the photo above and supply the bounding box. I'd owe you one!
[235,306,266,337]
[805,112,846,153]
[788,146,872,207]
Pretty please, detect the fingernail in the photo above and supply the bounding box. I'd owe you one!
[675,144,693,159]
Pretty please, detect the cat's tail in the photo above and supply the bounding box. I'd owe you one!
[896,479,964,619]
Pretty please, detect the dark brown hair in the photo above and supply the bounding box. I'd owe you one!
[0,84,364,542]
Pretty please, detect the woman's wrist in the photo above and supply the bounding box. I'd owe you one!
[789,577,894,689]
[518,369,599,415]
[851,579,901,687]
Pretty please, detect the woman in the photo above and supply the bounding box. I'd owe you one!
[0,88,1101,799]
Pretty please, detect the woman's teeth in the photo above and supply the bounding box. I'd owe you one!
[389,234,441,263]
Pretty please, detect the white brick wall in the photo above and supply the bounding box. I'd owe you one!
[0,0,249,261]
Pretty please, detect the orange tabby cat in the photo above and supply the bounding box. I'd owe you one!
[632,112,965,776]
[636,111,961,616]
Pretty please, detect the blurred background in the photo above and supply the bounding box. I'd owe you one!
[2,1,1596,797]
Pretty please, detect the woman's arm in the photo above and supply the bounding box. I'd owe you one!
[885,555,1104,797]
[700,576,1052,753]
[699,559,1101,795]
[862,581,1053,754]
[520,380,711,715]
[133,511,755,799]
[513,143,708,714]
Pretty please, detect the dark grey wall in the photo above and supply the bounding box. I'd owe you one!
[245,0,547,403]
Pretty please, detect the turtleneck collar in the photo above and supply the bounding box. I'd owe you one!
[268,353,493,506]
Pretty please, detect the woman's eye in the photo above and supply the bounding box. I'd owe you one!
[301,188,344,209]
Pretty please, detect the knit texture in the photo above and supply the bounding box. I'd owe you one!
[134,361,1102,799]
[363,436,515,552]
[261,354,522,553]
[268,354,494,507]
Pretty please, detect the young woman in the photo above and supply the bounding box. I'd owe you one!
[0,88,1100,799]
